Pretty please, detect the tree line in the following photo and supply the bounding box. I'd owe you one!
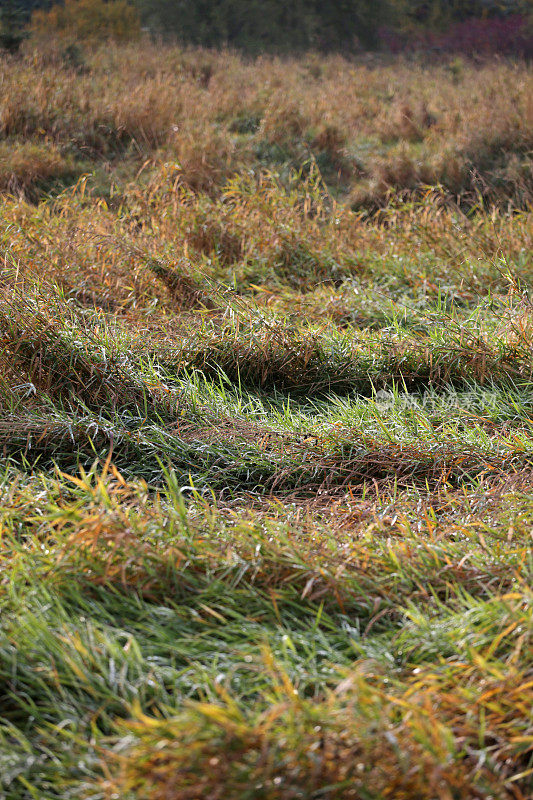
[2,0,532,53]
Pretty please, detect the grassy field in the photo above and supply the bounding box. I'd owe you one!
[0,41,532,799]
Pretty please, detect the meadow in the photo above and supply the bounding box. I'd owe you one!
[0,40,532,799]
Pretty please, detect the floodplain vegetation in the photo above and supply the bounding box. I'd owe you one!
[0,39,532,800]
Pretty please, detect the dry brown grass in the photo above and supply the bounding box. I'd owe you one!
[0,41,530,205]
[0,141,75,198]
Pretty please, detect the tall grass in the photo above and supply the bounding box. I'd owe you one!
[0,40,532,206]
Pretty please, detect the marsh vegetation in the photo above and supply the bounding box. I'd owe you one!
[0,40,531,799]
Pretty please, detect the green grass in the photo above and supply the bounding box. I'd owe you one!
[0,466,530,799]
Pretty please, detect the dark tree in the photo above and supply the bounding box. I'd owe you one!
[0,1,29,51]
[135,0,393,51]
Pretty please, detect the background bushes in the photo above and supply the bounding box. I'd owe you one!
[134,0,391,51]
[4,0,532,54]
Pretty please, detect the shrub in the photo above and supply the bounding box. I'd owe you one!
[381,13,533,57]
[31,0,141,43]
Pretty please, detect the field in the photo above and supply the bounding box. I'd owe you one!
[0,41,532,799]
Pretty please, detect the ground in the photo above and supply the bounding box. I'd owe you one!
[0,41,531,799]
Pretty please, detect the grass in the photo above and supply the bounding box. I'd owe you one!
[0,37,531,800]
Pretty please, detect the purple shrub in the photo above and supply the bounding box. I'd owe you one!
[380,15,533,58]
